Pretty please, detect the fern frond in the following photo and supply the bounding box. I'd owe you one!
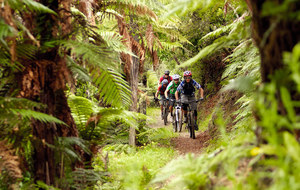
[0,19,15,41]
[66,56,91,82]
[164,0,224,17]
[99,31,133,55]
[0,97,66,125]
[7,0,57,15]
[91,68,132,108]
[68,95,97,129]
[94,107,145,128]
[107,0,159,20]
[159,41,183,50]
[222,40,260,79]
[179,14,250,68]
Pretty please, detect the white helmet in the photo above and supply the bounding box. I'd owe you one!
[173,74,180,80]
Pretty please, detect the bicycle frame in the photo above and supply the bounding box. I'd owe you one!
[185,99,199,139]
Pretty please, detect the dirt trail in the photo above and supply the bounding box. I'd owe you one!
[149,110,211,155]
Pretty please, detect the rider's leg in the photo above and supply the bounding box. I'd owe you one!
[160,98,164,118]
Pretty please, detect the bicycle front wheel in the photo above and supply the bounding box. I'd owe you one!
[173,114,177,132]
[176,109,182,132]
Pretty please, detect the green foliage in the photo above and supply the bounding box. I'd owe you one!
[0,97,66,131]
[68,95,145,142]
[7,0,57,14]
[146,70,159,95]
[94,143,177,190]
[91,69,132,108]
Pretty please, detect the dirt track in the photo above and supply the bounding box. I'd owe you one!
[150,111,211,155]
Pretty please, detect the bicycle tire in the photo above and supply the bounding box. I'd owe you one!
[190,113,195,139]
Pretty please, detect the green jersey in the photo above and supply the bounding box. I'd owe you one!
[166,81,179,95]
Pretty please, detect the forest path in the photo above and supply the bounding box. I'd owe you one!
[147,107,210,155]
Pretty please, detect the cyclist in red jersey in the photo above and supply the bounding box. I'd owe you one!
[155,79,169,119]
[158,70,172,86]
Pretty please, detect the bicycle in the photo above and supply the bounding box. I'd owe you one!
[185,99,201,139]
[171,99,182,132]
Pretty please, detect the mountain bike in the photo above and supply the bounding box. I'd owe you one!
[186,99,200,139]
[172,100,182,132]
[162,98,169,125]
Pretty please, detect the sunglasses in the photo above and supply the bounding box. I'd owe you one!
[174,79,179,81]
[184,76,192,79]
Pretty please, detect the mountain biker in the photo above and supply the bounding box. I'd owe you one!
[155,79,169,119]
[175,71,204,130]
[158,70,172,86]
[165,74,181,122]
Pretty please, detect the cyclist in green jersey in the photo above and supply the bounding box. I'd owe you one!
[165,74,181,121]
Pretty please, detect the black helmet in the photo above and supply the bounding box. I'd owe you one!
[164,70,170,75]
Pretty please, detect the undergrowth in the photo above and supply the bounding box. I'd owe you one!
[94,142,177,190]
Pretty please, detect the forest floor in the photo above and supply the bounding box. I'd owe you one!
[147,107,211,155]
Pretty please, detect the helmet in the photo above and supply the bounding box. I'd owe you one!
[162,79,169,85]
[183,71,192,77]
[164,70,170,75]
[173,74,180,80]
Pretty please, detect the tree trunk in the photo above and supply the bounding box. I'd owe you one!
[248,0,300,82]
[248,0,300,139]
[19,60,79,185]
[128,36,140,146]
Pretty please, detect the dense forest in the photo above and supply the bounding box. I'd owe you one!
[0,0,300,189]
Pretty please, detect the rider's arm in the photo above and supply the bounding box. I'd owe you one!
[165,89,169,98]
[155,90,159,98]
[175,91,179,100]
[155,86,160,98]
[192,79,204,99]
[165,82,172,98]
[176,81,183,100]
[199,88,204,99]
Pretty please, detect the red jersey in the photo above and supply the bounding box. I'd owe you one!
[159,75,173,83]
[157,85,167,95]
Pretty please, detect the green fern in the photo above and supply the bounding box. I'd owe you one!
[7,0,56,15]
[91,68,132,108]
[68,95,97,129]
[0,97,66,126]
